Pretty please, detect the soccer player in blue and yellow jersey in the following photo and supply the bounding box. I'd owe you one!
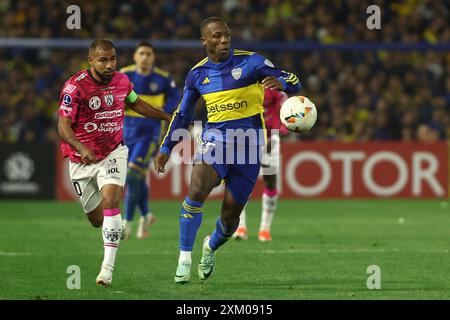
[121,42,180,240]
[154,17,300,283]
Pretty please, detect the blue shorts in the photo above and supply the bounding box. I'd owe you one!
[124,116,160,169]
[127,138,158,169]
[193,115,265,205]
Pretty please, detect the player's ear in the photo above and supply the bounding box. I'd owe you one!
[200,36,206,47]
[87,55,93,65]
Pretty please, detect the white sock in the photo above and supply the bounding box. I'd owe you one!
[178,250,192,264]
[102,210,123,270]
[239,205,247,228]
[260,192,278,231]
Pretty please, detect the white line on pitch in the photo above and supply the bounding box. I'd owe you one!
[0,252,32,256]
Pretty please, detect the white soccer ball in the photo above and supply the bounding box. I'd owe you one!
[280,96,317,132]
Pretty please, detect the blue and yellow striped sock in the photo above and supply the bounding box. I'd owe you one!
[209,217,239,251]
[179,196,203,251]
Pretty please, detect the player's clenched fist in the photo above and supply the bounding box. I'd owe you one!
[79,145,97,165]
[154,152,169,174]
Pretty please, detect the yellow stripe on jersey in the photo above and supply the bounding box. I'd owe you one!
[285,74,299,85]
[125,94,166,117]
[259,112,267,147]
[120,64,137,73]
[191,57,208,70]
[160,106,180,147]
[153,67,169,78]
[202,83,264,123]
[234,49,255,55]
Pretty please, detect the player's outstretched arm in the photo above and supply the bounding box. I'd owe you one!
[126,96,172,122]
[57,116,97,164]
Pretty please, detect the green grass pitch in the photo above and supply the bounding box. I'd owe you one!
[1,199,450,300]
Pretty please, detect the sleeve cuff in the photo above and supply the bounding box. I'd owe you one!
[276,77,287,91]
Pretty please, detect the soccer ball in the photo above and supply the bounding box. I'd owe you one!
[280,96,317,132]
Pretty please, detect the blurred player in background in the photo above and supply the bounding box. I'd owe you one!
[233,89,288,242]
[57,39,171,287]
[121,42,180,239]
[154,17,300,284]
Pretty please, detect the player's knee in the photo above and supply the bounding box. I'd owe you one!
[188,185,208,203]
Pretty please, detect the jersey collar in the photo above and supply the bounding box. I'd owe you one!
[205,48,234,69]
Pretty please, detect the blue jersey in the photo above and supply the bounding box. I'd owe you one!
[160,49,300,154]
[121,65,180,143]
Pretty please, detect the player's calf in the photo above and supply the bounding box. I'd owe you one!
[87,206,104,228]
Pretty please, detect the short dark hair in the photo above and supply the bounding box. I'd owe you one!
[200,17,227,35]
[135,41,155,52]
[89,39,115,52]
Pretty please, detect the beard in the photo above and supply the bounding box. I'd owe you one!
[93,67,114,82]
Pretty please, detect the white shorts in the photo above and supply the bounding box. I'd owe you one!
[260,134,280,175]
[69,144,128,213]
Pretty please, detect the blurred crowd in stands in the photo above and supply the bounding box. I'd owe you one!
[0,0,448,143]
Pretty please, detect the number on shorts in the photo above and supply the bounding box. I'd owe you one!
[73,181,82,196]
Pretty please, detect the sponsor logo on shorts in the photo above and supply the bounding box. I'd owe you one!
[94,110,123,120]
[106,167,120,175]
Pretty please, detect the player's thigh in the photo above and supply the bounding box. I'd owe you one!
[188,162,221,203]
[222,163,260,218]
[69,162,103,226]
[97,144,128,208]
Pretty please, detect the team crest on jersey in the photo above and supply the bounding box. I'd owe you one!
[89,96,101,110]
[231,68,242,80]
[150,82,159,92]
[103,94,114,106]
